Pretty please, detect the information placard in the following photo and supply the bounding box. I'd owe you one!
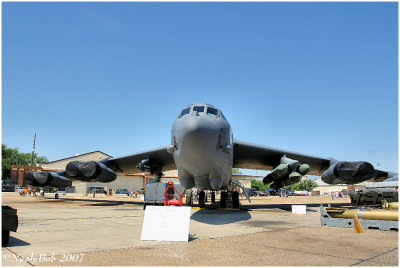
[292,205,307,214]
[141,206,191,242]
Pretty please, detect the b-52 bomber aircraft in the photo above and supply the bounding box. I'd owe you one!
[25,103,397,208]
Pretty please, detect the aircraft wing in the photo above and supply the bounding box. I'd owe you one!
[233,139,331,175]
[232,139,396,186]
[103,145,176,174]
[24,145,176,188]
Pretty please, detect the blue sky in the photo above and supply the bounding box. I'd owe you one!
[2,2,398,174]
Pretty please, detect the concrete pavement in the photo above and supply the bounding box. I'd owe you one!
[1,195,398,266]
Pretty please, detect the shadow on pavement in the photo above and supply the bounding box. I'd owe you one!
[191,209,251,225]
[4,236,31,247]
[33,197,145,207]
[238,220,288,229]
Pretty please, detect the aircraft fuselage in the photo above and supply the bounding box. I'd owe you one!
[171,103,233,191]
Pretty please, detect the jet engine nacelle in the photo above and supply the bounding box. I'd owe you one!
[321,161,375,185]
[24,171,72,188]
[65,161,117,182]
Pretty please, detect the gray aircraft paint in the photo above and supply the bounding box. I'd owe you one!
[169,103,233,190]
[24,103,397,191]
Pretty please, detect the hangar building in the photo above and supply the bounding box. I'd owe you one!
[38,151,179,195]
[11,151,261,196]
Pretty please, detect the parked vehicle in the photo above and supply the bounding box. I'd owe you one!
[45,188,63,199]
[115,189,130,195]
[255,191,269,196]
[286,190,296,196]
[245,188,257,197]
[17,187,26,193]
[2,180,15,192]
[294,190,309,196]
[267,189,278,196]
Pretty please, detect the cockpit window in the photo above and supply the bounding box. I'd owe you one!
[207,106,219,116]
[180,107,191,117]
[193,106,205,113]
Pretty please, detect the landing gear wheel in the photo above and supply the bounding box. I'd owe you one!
[220,192,227,208]
[233,191,240,209]
[185,190,193,207]
[199,191,205,208]
[55,193,59,199]
[211,192,215,203]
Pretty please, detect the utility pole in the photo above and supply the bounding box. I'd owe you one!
[30,133,36,172]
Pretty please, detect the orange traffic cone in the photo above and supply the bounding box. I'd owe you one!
[353,215,364,233]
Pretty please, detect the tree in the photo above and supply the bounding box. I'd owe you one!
[232,168,243,175]
[284,179,318,192]
[1,144,49,180]
[251,179,267,191]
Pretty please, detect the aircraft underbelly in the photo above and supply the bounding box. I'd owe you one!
[174,129,231,190]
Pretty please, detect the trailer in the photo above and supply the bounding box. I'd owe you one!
[320,205,398,231]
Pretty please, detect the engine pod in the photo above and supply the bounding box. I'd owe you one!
[321,161,375,184]
[24,171,72,188]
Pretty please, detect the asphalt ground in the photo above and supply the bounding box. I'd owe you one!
[1,194,398,266]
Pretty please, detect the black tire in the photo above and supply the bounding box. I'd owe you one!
[233,192,240,209]
[55,193,59,199]
[220,192,227,208]
[211,192,215,203]
[185,191,193,207]
[199,191,205,208]
[2,230,10,246]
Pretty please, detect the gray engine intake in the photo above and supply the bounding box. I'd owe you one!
[321,161,375,184]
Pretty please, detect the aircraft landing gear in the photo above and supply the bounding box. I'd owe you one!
[232,191,239,209]
[198,191,205,208]
[211,192,215,203]
[185,190,193,207]
[220,191,240,209]
[220,192,227,208]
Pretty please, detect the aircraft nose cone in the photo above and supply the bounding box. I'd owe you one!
[182,117,218,147]
[177,116,220,174]
[185,117,207,134]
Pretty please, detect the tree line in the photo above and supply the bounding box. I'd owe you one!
[251,178,318,192]
[2,144,49,180]
[234,168,318,192]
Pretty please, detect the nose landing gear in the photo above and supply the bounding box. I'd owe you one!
[220,190,239,209]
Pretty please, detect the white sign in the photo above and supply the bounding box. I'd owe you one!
[292,205,307,214]
[141,206,191,242]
